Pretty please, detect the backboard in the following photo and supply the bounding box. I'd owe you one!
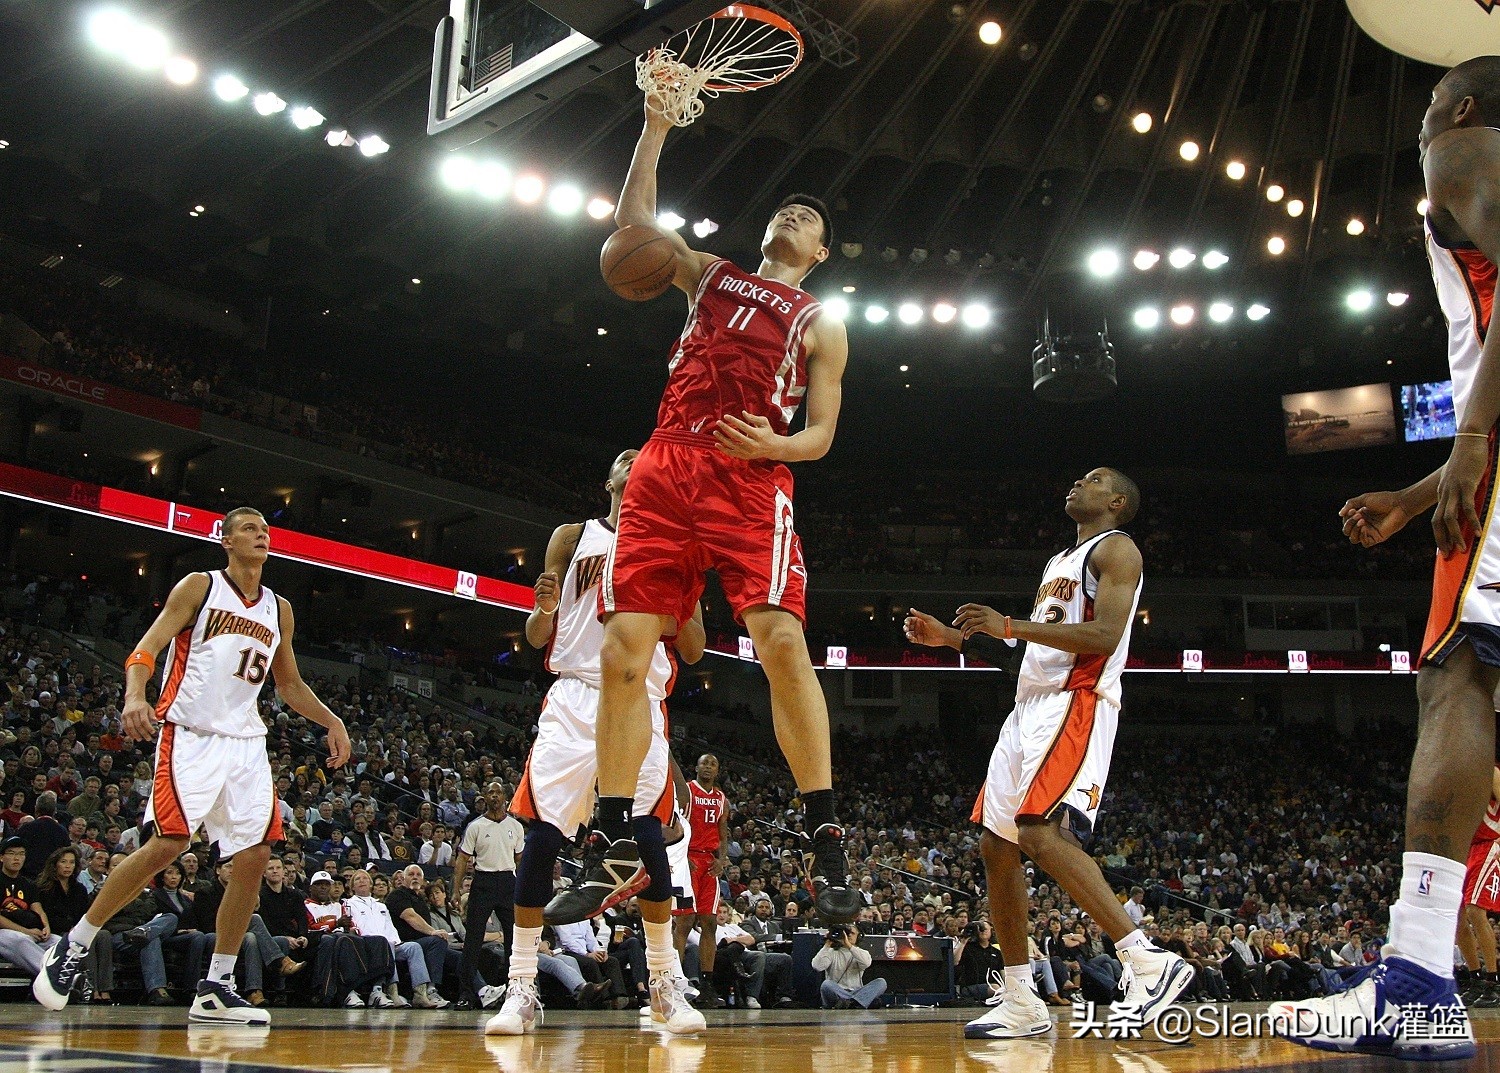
[429,0,726,139]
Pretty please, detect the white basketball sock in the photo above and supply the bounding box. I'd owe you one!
[69,919,101,949]
[1005,965,1035,995]
[644,919,675,976]
[508,925,541,983]
[1389,851,1466,977]
[208,953,237,983]
[1114,929,1150,952]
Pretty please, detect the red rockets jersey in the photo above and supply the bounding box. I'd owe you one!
[687,779,727,854]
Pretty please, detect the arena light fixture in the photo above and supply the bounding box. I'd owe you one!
[290,106,325,130]
[164,57,198,86]
[1418,198,1431,216]
[842,285,857,293]
[213,74,249,102]
[1387,290,1410,307]
[979,21,1002,45]
[1178,140,1200,162]
[1208,301,1234,323]
[87,8,133,53]
[961,303,991,329]
[587,197,614,220]
[440,156,476,192]
[1347,217,1366,236]
[899,364,910,373]
[547,183,584,216]
[1132,249,1159,271]
[692,218,719,238]
[1133,306,1160,329]
[1087,248,1121,277]
[932,302,957,324]
[1225,160,1247,181]
[358,134,390,157]
[1246,303,1270,321]
[325,129,352,148]
[1265,184,1284,203]
[897,302,924,325]
[1169,303,1195,326]
[1286,199,1304,218]
[656,210,685,230]
[1266,235,1286,256]
[865,304,890,324]
[823,297,850,321]
[1202,250,1229,270]
[1131,111,1153,134]
[474,163,511,200]
[1346,289,1374,312]
[253,92,287,116]
[1168,247,1195,269]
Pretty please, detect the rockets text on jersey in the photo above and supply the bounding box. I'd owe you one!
[157,570,279,739]
[548,518,676,700]
[656,259,822,441]
[687,779,727,854]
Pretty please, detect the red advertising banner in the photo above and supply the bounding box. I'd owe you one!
[0,354,203,430]
[0,462,533,611]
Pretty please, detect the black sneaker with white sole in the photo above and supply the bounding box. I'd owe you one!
[32,940,88,1011]
[189,979,272,1025]
[543,833,648,925]
[805,824,861,924]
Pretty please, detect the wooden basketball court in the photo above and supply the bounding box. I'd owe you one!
[1,1004,1496,1073]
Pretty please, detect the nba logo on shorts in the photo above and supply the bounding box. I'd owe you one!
[1419,869,1434,895]
[454,570,477,599]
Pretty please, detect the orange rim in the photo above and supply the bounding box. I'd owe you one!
[702,4,804,92]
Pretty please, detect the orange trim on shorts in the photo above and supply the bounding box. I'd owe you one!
[1017,691,1098,823]
[150,722,190,838]
[155,629,192,719]
[1422,429,1500,664]
[648,782,675,825]
[263,777,285,845]
[970,783,986,824]
[511,752,541,824]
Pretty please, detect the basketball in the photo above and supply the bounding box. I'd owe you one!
[601,225,676,301]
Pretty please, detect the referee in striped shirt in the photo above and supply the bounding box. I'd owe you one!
[453,780,524,1009]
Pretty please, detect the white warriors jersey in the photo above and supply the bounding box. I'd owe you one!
[1426,213,1497,426]
[1016,531,1141,708]
[547,519,676,701]
[157,570,278,739]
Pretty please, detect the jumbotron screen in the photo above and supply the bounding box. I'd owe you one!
[1401,380,1456,442]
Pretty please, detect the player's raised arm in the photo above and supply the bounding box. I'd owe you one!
[269,596,351,769]
[1425,126,1500,554]
[121,572,211,742]
[525,522,584,649]
[616,99,716,295]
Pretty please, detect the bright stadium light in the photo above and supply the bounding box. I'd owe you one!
[587,197,614,220]
[547,183,584,215]
[979,21,1002,45]
[87,8,133,53]
[1266,235,1286,256]
[932,302,957,324]
[1208,301,1234,323]
[1265,184,1284,203]
[1418,198,1431,216]
[358,134,390,157]
[164,57,198,86]
[1179,140,1200,162]
[1133,306,1160,329]
[1133,249,1159,271]
[823,297,850,321]
[1347,217,1366,236]
[1087,249,1121,277]
[1169,303,1195,326]
[898,302,924,325]
[475,163,511,199]
[1131,111,1153,134]
[1346,289,1374,312]
[656,210,685,230]
[1247,303,1270,321]
[692,218,719,238]
[961,303,991,329]
[1168,247,1195,269]
[1202,250,1229,270]
[865,304,890,324]
[1286,198,1304,217]
[440,156,477,192]
[253,92,287,116]
[1387,290,1410,307]
[122,25,170,69]
[214,74,249,102]
[1225,160,1247,181]
[290,106,325,130]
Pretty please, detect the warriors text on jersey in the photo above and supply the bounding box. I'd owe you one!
[157,570,279,738]
[656,259,822,440]
[547,518,676,701]
[1016,531,1142,707]
[686,780,727,854]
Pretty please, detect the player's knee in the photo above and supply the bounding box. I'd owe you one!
[233,843,272,870]
[752,622,807,672]
[516,822,566,907]
[1014,820,1052,859]
[600,631,653,686]
[631,816,673,901]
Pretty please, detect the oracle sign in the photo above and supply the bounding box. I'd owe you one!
[14,364,106,402]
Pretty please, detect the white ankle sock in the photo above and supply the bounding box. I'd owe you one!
[208,953,237,983]
[508,925,541,982]
[1389,851,1466,977]
[1005,965,1035,994]
[69,919,101,949]
[1115,929,1150,952]
[644,920,675,976]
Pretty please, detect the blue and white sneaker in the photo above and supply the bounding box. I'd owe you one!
[189,979,271,1026]
[1109,946,1195,1034]
[1269,955,1475,1061]
[32,940,88,1011]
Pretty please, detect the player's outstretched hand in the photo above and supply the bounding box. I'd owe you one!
[1338,491,1411,548]
[122,697,161,743]
[643,90,675,134]
[1436,436,1488,557]
[904,609,960,650]
[713,412,783,461]
[534,571,561,614]
[954,603,1005,641]
[325,718,352,770]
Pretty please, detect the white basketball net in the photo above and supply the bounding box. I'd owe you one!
[636,11,802,127]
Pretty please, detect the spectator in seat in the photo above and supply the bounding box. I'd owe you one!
[342,868,445,1009]
[1124,886,1147,928]
[258,857,311,973]
[418,824,453,868]
[109,868,179,1006]
[553,917,628,1007]
[17,791,69,877]
[387,865,453,1006]
[36,846,112,1003]
[178,852,210,897]
[0,837,60,979]
[78,849,109,895]
[743,899,783,943]
[954,919,1004,1002]
[812,922,886,1010]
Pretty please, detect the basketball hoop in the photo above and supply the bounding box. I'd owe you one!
[636,5,804,127]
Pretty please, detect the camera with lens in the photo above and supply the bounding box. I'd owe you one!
[825,923,851,944]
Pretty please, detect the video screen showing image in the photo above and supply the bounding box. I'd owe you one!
[1401,381,1456,443]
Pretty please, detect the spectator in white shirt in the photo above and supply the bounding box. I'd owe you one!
[342,870,444,1008]
[1124,887,1146,928]
[552,920,628,1005]
[418,824,453,868]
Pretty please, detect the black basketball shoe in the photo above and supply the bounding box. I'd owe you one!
[32,939,89,1011]
[805,823,861,924]
[543,832,648,925]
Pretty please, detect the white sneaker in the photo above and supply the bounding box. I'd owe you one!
[344,991,365,1008]
[964,986,1052,1039]
[480,984,508,1010]
[679,976,700,1002]
[368,988,395,1009]
[651,971,707,1034]
[1111,946,1195,1033]
[743,996,761,1010]
[486,978,544,1035]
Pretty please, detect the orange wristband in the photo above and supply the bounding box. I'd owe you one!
[1003,616,1013,641]
[125,650,156,676]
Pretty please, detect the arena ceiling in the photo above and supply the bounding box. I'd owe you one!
[0,0,1465,467]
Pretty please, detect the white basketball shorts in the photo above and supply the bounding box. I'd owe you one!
[146,722,281,857]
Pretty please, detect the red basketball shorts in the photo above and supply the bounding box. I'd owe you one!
[601,431,808,628]
[1465,833,1500,912]
[688,849,722,917]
